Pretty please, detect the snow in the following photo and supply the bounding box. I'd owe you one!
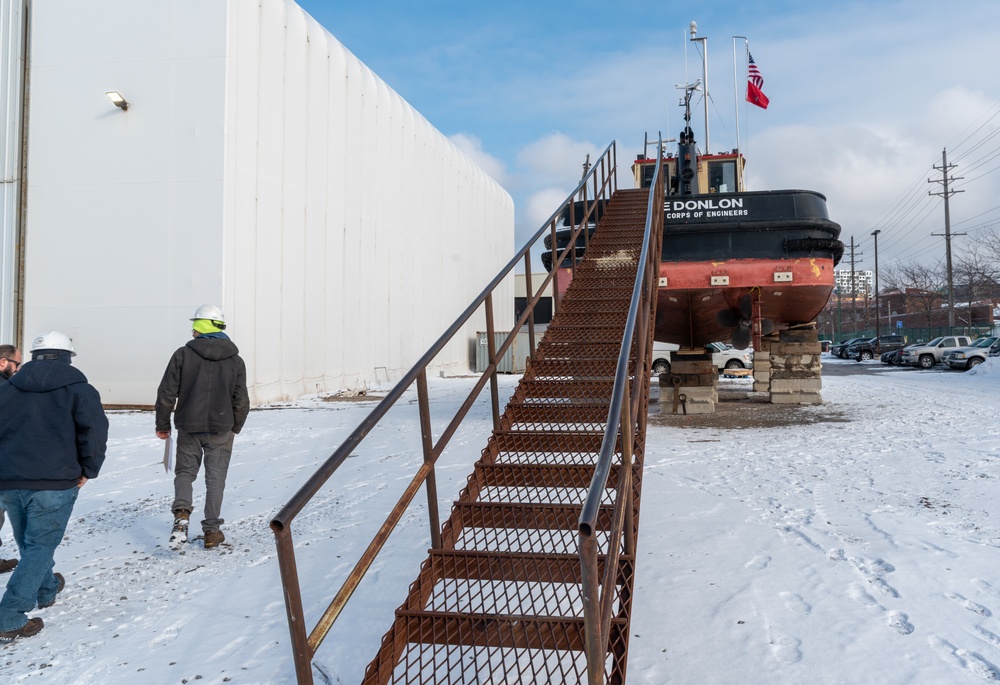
[3,357,1000,684]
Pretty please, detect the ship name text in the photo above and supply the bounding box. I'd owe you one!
[663,197,749,219]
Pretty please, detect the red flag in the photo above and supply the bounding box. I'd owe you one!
[746,52,769,109]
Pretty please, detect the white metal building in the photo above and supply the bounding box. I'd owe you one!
[0,0,514,406]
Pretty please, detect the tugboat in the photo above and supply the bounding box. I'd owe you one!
[543,82,843,350]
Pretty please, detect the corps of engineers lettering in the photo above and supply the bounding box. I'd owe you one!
[663,197,748,220]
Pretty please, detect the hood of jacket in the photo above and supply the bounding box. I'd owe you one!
[187,336,240,362]
[8,358,88,393]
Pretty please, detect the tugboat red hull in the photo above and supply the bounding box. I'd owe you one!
[655,257,836,348]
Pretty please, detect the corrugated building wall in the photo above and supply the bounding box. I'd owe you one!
[0,0,25,342]
[13,0,513,406]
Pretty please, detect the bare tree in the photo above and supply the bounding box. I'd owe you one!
[976,224,1000,273]
[954,241,1000,333]
[881,261,947,329]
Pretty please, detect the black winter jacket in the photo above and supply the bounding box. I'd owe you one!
[0,357,109,490]
[155,336,250,435]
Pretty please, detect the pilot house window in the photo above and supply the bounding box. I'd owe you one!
[707,161,736,194]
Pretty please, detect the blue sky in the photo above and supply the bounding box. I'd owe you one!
[297,0,1000,272]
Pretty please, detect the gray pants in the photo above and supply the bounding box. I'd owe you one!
[172,431,235,532]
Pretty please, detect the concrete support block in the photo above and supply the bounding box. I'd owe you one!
[767,332,823,404]
[779,328,819,343]
[659,362,718,413]
[770,391,823,405]
[677,401,717,414]
[770,378,822,393]
[773,342,822,355]
[752,349,771,392]
[676,386,718,402]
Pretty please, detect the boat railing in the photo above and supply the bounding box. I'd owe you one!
[579,141,663,684]
[269,142,619,684]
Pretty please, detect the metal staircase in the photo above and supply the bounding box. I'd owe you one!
[361,189,656,684]
[271,141,665,684]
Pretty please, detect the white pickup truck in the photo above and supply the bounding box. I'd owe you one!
[651,342,753,375]
[897,335,973,369]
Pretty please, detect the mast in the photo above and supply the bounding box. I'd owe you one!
[689,21,709,154]
[676,82,701,195]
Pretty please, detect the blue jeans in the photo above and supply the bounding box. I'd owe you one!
[0,488,78,631]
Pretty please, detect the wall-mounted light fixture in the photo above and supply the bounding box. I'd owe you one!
[106,91,129,111]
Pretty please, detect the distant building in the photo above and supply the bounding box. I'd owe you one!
[834,270,873,297]
[0,0,514,405]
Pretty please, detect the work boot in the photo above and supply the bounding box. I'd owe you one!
[0,617,43,641]
[168,509,191,550]
[203,529,225,549]
[37,572,65,609]
[0,558,16,573]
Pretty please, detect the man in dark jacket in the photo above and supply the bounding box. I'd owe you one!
[155,305,249,550]
[0,332,108,640]
[0,344,22,575]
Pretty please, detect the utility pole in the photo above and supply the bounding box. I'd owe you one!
[929,148,965,330]
[848,237,863,334]
[871,230,881,340]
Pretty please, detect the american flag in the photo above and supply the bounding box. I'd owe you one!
[746,52,769,109]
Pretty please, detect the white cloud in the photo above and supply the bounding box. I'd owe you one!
[450,132,508,186]
[516,133,599,187]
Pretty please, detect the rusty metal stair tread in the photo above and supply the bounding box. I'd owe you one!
[468,462,620,492]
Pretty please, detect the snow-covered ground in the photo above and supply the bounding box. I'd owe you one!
[3,356,1000,684]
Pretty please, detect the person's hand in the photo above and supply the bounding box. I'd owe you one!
[156,431,169,440]
[77,476,88,488]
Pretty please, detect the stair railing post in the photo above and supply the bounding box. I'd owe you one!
[622,365,636,558]
[570,192,579,271]
[523,254,536,353]
[416,370,442,548]
[551,217,561,314]
[273,525,314,685]
[580,531,604,685]
[612,142,618,191]
[484,292,501,430]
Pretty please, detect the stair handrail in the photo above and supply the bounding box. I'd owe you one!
[578,142,663,684]
[270,142,619,684]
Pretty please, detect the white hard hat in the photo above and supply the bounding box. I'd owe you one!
[30,330,76,356]
[190,304,225,323]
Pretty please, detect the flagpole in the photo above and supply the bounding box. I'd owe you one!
[732,36,747,157]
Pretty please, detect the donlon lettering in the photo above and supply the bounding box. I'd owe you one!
[665,198,745,211]
[663,197,748,219]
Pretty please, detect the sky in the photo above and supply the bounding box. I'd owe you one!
[295,0,1000,273]
[3,359,1000,683]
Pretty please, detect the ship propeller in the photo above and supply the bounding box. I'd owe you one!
[716,293,773,350]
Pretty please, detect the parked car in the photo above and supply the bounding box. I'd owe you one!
[830,337,870,359]
[880,349,902,365]
[651,341,753,375]
[847,334,907,361]
[819,339,833,353]
[943,336,1000,370]
[898,335,974,369]
[710,342,754,371]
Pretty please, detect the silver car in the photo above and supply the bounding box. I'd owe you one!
[943,337,1000,370]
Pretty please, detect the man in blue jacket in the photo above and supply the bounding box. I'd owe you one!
[0,343,23,574]
[0,332,108,640]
